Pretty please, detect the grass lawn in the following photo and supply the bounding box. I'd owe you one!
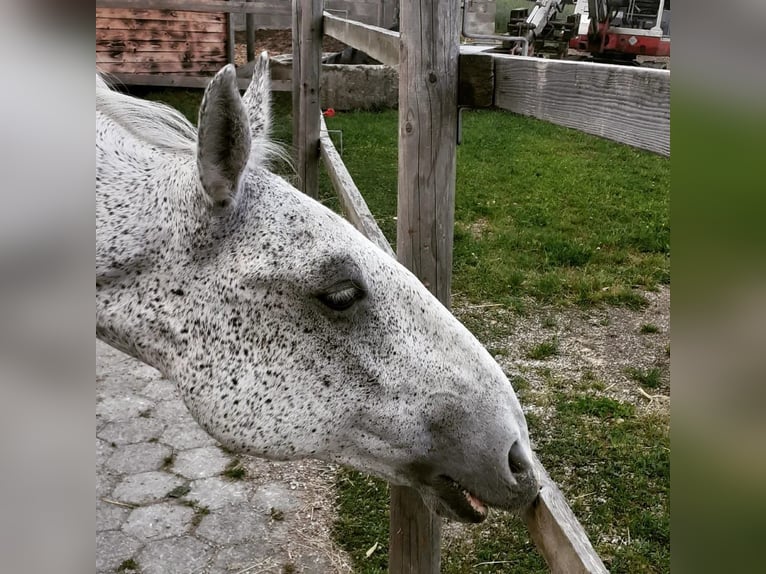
[133,87,669,573]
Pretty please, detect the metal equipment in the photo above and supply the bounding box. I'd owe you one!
[568,0,671,61]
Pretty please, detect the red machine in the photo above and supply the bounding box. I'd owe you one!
[569,0,671,60]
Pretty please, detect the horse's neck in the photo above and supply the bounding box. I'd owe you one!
[96,113,197,375]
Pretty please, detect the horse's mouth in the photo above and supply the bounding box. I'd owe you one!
[431,475,489,523]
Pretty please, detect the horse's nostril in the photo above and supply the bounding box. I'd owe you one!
[508,440,530,475]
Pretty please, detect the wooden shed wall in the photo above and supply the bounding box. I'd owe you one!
[96,8,228,75]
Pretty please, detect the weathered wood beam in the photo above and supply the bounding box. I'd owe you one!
[292,0,322,198]
[524,454,610,574]
[96,0,276,14]
[390,0,460,569]
[318,115,394,257]
[323,11,400,67]
[245,0,256,62]
[225,0,236,65]
[105,72,290,91]
[494,54,670,156]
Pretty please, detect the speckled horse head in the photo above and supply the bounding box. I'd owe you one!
[96,54,538,522]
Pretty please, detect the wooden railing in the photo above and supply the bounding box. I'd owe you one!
[317,108,609,574]
[323,15,670,157]
[93,3,646,571]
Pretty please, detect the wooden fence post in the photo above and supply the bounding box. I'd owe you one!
[390,0,460,572]
[292,0,322,198]
[245,0,256,61]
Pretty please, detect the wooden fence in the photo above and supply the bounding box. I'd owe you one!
[311,6,612,573]
[92,2,676,571]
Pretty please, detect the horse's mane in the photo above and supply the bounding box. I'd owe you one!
[96,72,197,154]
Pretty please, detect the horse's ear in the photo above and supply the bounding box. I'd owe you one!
[197,64,251,205]
[241,51,272,166]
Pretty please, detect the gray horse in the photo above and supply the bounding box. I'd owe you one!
[96,53,538,523]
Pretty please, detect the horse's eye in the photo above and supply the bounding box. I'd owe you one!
[317,281,366,311]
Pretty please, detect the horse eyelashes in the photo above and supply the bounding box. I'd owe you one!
[317,283,365,311]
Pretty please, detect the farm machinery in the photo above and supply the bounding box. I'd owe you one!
[505,0,671,63]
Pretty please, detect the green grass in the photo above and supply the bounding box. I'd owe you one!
[332,391,669,573]
[133,89,669,310]
[319,107,669,309]
[640,323,660,334]
[116,558,139,572]
[222,459,247,481]
[135,88,670,573]
[626,366,664,390]
[525,339,559,360]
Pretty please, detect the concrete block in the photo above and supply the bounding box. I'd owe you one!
[97,498,130,531]
[105,442,172,474]
[96,395,154,423]
[187,476,249,510]
[137,535,214,574]
[123,502,195,541]
[98,418,165,446]
[196,504,269,545]
[140,379,181,402]
[172,446,231,480]
[96,531,141,573]
[160,421,219,451]
[112,471,185,506]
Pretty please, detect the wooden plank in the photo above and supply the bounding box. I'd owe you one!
[106,72,290,91]
[96,40,225,55]
[96,29,226,43]
[96,51,226,64]
[523,454,610,574]
[318,115,394,257]
[292,0,322,198]
[389,488,441,573]
[323,11,399,67]
[245,0,256,62]
[493,55,670,156]
[390,0,459,569]
[96,0,283,15]
[96,18,226,33]
[96,8,226,22]
[97,61,224,74]
[458,53,495,108]
[226,1,236,64]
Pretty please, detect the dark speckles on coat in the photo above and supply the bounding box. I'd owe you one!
[96,58,538,521]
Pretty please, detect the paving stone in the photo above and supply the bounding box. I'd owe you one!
[209,544,279,574]
[98,418,165,445]
[96,437,116,467]
[96,498,130,531]
[96,472,118,499]
[112,471,185,505]
[154,399,192,422]
[96,530,141,573]
[173,445,231,480]
[96,395,154,423]
[123,502,194,541]
[196,503,269,545]
[137,536,214,574]
[141,379,180,402]
[160,421,219,451]
[186,476,250,510]
[105,442,172,474]
[251,482,302,514]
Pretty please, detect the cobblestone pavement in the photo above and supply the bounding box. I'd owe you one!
[96,340,352,574]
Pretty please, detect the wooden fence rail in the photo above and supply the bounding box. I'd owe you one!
[493,55,670,156]
[319,106,609,574]
[319,115,394,257]
[323,14,669,156]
